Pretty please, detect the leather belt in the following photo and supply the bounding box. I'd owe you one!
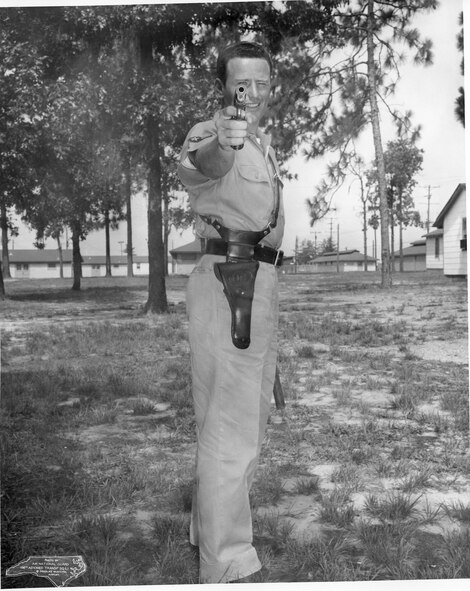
[205,239,284,267]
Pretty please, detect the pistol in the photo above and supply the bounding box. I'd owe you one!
[231,84,246,150]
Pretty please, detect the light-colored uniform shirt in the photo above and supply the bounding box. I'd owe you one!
[177,114,284,250]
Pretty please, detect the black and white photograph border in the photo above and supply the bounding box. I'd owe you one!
[0,1,469,590]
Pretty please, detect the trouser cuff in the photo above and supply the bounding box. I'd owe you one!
[199,547,261,584]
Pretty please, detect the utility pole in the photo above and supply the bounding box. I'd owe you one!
[327,208,337,247]
[373,226,378,270]
[336,224,340,273]
[422,185,440,233]
[294,235,298,274]
[311,230,322,254]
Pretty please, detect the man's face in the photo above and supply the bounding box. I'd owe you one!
[219,57,271,133]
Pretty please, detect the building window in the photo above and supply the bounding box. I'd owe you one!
[434,237,440,258]
[136,263,141,270]
[48,263,57,269]
[16,264,29,270]
[461,217,467,251]
[92,265,100,270]
[113,264,119,269]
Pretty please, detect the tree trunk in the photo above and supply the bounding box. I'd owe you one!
[374,226,378,270]
[1,203,11,279]
[0,263,4,299]
[367,0,391,288]
[104,209,112,277]
[123,153,134,277]
[145,123,168,313]
[399,219,404,272]
[56,235,64,278]
[398,191,404,272]
[140,35,168,314]
[362,204,368,272]
[71,222,82,291]
[390,210,395,273]
[294,235,298,274]
[360,176,368,272]
[163,192,169,277]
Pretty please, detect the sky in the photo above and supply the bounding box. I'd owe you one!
[6,0,467,259]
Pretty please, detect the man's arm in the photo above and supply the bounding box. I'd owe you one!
[191,106,247,180]
[192,137,235,179]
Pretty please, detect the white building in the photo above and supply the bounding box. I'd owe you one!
[1,249,149,279]
[432,183,467,277]
[423,229,444,271]
[169,240,203,275]
[392,239,426,272]
[310,250,377,273]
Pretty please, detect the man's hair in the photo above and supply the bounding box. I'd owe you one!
[216,41,273,84]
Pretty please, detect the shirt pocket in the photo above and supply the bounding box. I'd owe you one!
[238,164,270,184]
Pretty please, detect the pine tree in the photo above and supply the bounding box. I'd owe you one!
[305,0,437,287]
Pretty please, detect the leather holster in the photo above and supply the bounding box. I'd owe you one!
[214,260,259,349]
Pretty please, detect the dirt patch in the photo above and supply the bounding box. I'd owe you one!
[410,338,468,364]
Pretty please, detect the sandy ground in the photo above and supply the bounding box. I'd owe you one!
[262,274,469,540]
[1,272,469,582]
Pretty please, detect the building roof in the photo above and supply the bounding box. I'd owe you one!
[81,255,148,264]
[393,242,426,257]
[0,249,147,264]
[313,249,376,263]
[423,229,443,238]
[1,249,73,263]
[433,183,466,229]
[169,239,202,255]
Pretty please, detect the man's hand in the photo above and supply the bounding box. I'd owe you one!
[216,106,248,151]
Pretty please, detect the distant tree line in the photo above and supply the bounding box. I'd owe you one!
[295,236,338,265]
[1,1,441,303]
[297,134,424,271]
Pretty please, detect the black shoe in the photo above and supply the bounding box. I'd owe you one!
[229,566,268,583]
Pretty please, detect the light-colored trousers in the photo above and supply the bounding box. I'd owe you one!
[186,254,279,584]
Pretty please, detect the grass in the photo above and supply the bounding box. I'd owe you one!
[320,489,356,527]
[331,464,362,489]
[442,501,470,524]
[254,510,295,545]
[1,271,469,586]
[354,520,420,579]
[399,468,434,493]
[364,492,422,521]
[251,465,286,508]
[276,532,366,582]
[292,476,321,496]
[131,397,157,415]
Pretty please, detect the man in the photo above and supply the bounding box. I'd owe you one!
[177,41,284,584]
